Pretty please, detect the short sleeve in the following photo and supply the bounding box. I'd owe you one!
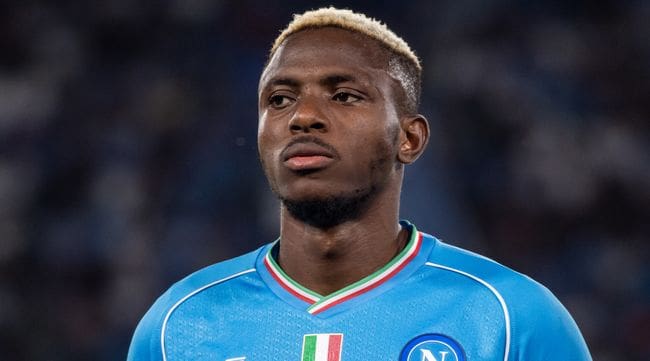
[508,282,592,361]
[126,293,170,361]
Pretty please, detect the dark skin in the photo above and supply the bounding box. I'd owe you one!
[258,27,429,296]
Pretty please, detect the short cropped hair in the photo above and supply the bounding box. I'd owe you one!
[268,7,422,114]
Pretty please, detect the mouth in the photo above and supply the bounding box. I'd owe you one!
[281,141,338,171]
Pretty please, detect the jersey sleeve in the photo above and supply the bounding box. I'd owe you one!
[126,247,263,360]
[508,280,592,361]
[127,290,175,361]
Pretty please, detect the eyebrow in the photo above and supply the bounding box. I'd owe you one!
[265,74,359,90]
[269,77,300,88]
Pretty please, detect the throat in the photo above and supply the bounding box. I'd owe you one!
[275,225,410,296]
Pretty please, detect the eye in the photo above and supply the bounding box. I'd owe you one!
[332,91,362,104]
[268,94,294,109]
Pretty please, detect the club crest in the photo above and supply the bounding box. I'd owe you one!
[399,334,465,361]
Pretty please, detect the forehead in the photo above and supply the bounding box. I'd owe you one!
[260,27,390,88]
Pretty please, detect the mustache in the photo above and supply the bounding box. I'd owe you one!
[281,136,340,159]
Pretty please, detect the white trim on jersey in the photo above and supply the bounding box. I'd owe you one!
[425,262,511,361]
[160,268,257,361]
[159,263,511,361]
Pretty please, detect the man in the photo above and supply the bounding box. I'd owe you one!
[128,7,592,361]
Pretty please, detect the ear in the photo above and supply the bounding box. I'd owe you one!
[397,114,429,164]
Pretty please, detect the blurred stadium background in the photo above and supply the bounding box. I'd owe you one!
[0,1,648,360]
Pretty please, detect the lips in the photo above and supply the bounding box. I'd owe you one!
[281,142,337,171]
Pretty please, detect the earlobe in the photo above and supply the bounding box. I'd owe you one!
[397,115,429,164]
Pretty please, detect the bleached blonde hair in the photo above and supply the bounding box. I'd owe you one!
[268,7,422,114]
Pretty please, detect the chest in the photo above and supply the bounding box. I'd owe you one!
[162,281,508,361]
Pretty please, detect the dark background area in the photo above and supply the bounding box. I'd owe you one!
[0,1,648,360]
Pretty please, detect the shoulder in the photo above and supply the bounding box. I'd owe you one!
[422,233,592,360]
[126,246,263,361]
[424,233,544,299]
[163,246,260,302]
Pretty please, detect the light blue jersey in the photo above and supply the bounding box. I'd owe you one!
[128,222,591,361]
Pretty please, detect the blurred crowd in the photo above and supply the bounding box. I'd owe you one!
[0,1,647,360]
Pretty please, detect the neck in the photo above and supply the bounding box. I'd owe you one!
[276,186,408,296]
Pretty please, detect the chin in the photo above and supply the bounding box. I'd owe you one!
[277,179,348,201]
[278,185,377,229]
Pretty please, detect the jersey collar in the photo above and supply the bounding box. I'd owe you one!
[256,221,434,318]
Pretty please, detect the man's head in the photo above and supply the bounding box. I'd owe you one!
[267,7,422,115]
[257,8,429,228]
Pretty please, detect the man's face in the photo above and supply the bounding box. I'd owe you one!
[257,28,402,211]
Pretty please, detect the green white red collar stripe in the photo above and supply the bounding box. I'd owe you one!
[263,225,423,315]
[264,252,321,304]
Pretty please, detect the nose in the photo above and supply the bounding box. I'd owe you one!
[288,96,328,133]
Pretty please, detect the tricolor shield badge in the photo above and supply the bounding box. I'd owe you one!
[301,333,343,361]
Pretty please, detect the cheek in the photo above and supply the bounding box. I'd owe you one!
[257,120,288,178]
[348,120,399,152]
[257,109,270,145]
[257,109,269,134]
[347,129,397,168]
[257,122,274,170]
[257,113,276,154]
